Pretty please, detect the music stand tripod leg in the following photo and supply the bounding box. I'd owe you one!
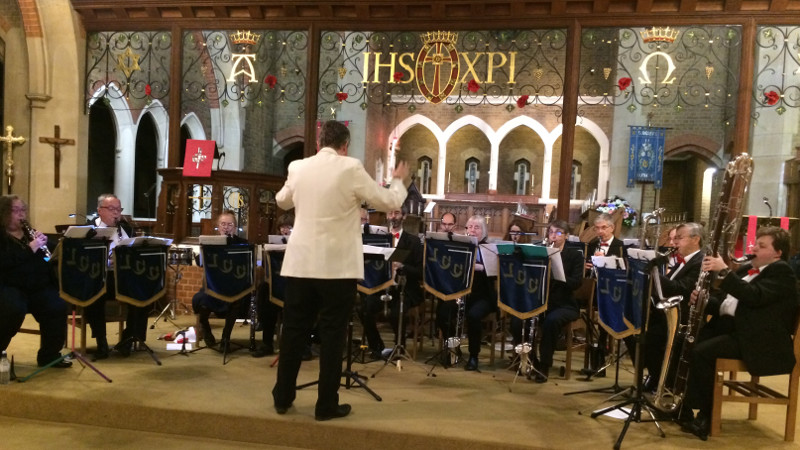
[372,277,424,378]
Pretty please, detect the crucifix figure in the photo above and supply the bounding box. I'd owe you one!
[0,125,27,194]
[39,125,75,188]
[192,147,207,169]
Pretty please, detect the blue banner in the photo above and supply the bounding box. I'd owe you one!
[202,244,256,302]
[626,258,652,331]
[423,238,476,301]
[497,253,549,319]
[596,266,638,338]
[58,238,109,307]
[265,250,287,307]
[627,126,666,188]
[113,245,167,307]
[359,234,393,295]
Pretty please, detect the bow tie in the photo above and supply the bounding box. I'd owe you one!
[675,254,686,265]
[747,267,760,276]
[599,242,609,247]
[393,233,400,240]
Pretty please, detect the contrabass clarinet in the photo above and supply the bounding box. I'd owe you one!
[20,219,52,260]
[651,153,753,413]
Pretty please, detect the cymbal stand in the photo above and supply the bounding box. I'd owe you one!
[372,272,424,378]
[18,309,112,383]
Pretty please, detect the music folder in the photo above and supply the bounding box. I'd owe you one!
[496,244,565,282]
[118,236,173,247]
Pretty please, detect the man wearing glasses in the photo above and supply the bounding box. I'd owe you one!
[85,193,139,359]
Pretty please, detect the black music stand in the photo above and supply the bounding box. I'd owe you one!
[422,232,478,376]
[588,259,667,449]
[151,248,193,329]
[199,242,256,365]
[372,249,426,378]
[20,236,113,383]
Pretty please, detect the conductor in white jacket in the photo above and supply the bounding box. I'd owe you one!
[272,120,409,421]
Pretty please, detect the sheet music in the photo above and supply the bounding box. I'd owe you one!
[368,225,389,234]
[363,244,395,260]
[423,201,436,214]
[425,231,478,245]
[591,255,627,270]
[264,243,288,251]
[198,235,228,245]
[627,248,657,261]
[63,225,117,240]
[480,243,499,277]
[547,247,566,282]
[268,235,288,244]
[118,236,173,246]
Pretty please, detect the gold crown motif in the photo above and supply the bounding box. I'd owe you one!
[230,30,261,46]
[639,26,679,44]
[420,31,459,46]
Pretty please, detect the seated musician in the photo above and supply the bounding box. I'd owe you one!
[193,210,249,352]
[0,195,71,368]
[253,213,294,358]
[681,226,798,440]
[437,215,497,371]
[438,212,458,233]
[643,222,704,393]
[358,208,423,359]
[510,220,583,382]
[83,193,141,359]
[504,219,531,244]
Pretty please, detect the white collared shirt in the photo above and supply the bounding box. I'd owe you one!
[669,249,700,280]
[719,262,772,317]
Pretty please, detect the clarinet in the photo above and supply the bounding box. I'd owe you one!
[20,219,51,260]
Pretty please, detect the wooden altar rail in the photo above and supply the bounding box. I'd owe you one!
[432,195,546,238]
[155,168,286,244]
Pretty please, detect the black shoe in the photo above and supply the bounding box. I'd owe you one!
[315,404,351,421]
[680,414,709,441]
[203,331,217,347]
[39,357,72,368]
[274,403,292,415]
[251,345,274,358]
[534,366,550,383]
[114,341,132,357]
[465,356,479,371]
[94,337,109,360]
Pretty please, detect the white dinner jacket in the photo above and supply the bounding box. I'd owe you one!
[276,147,407,279]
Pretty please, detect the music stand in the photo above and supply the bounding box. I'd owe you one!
[20,235,113,383]
[589,254,667,449]
[421,232,477,375]
[113,241,170,366]
[151,246,194,329]
[495,243,552,388]
[200,241,257,365]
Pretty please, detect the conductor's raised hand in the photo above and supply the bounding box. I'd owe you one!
[392,160,410,182]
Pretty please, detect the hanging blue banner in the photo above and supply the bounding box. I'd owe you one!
[625,258,652,331]
[596,266,638,338]
[265,250,287,307]
[113,245,167,307]
[497,253,550,319]
[58,238,109,307]
[423,238,476,301]
[359,234,393,294]
[202,244,256,303]
[627,126,666,189]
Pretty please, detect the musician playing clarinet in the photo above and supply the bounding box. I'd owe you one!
[511,220,583,382]
[0,195,71,368]
[681,226,798,440]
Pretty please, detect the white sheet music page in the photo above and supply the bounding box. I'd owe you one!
[591,255,627,270]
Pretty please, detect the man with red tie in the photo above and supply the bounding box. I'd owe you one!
[682,226,798,440]
[585,213,625,271]
[358,208,423,359]
[642,222,704,394]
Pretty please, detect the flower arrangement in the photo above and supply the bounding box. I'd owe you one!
[595,195,637,227]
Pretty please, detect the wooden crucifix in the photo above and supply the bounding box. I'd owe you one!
[0,125,26,194]
[39,125,75,188]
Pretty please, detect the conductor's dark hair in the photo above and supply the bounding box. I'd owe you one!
[318,120,350,151]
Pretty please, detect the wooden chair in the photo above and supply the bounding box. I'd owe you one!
[561,278,595,379]
[710,314,800,441]
[74,300,126,353]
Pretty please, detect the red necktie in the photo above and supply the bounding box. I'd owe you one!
[675,254,686,265]
[747,267,760,276]
[393,233,400,240]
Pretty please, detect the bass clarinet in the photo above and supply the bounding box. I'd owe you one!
[651,152,753,413]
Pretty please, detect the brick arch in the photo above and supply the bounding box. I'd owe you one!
[665,133,723,168]
[17,0,42,38]
[273,125,304,160]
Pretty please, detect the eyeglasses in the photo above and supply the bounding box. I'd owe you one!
[100,206,123,213]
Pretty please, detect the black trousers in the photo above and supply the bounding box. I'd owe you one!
[510,307,580,369]
[272,277,355,414]
[437,295,495,358]
[358,286,412,351]
[257,282,282,348]
[0,285,66,364]
[684,316,740,416]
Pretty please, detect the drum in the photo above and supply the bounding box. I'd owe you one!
[168,247,194,266]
